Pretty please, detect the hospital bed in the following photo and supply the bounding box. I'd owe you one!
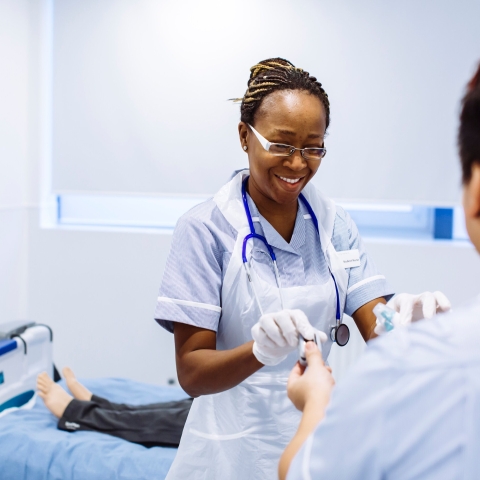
[0,322,187,480]
[0,321,54,414]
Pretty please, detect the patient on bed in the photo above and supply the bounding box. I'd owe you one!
[37,368,192,448]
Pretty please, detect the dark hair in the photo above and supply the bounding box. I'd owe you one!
[459,62,480,184]
[232,58,330,129]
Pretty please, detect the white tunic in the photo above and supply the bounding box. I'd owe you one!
[289,294,480,480]
[156,171,393,479]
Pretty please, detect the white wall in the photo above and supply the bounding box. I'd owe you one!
[51,0,480,204]
[0,0,32,323]
[25,223,178,384]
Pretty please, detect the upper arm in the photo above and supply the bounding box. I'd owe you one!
[174,322,217,358]
[154,210,225,333]
[352,297,385,341]
[174,322,217,393]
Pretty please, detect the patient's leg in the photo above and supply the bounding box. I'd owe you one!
[58,394,193,447]
[62,367,93,401]
[62,367,161,411]
[37,372,73,418]
[62,366,184,414]
[38,371,193,447]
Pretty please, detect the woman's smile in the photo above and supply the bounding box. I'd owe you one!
[273,173,307,193]
[276,175,303,184]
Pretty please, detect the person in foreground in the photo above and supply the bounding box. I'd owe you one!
[280,63,480,480]
[37,368,192,447]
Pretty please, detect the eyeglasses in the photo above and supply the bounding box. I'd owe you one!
[248,124,327,161]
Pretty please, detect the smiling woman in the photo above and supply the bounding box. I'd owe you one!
[236,59,331,242]
[154,58,449,480]
[240,91,326,242]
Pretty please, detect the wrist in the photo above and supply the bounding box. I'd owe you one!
[300,397,328,427]
[303,389,331,413]
[252,341,287,366]
[305,395,328,409]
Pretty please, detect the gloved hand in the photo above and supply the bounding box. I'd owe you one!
[387,291,451,326]
[311,328,329,344]
[251,309,315,366]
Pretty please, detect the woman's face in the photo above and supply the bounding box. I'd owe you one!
[239,90,327,206]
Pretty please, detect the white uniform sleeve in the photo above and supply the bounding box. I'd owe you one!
[154,212,224,333]
[289,311,477,480]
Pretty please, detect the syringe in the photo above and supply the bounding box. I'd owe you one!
[373,303,400,333]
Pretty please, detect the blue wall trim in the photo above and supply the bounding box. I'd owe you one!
[57,195,61,221]
[434,208,454,239]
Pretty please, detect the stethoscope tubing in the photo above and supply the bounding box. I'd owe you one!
[297,187,341,324]
[241,176,345,340]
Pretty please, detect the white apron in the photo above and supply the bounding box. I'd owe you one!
[166,171,349,480]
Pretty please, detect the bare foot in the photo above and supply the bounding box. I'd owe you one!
[63,367,92,401]
[37,372,73,418]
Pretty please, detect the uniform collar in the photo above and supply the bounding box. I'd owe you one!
[246,194,306,255]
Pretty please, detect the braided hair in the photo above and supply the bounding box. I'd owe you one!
[231,58,330,129]
[459,62,480,183]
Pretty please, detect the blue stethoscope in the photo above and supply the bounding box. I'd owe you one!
[241,177,350,346]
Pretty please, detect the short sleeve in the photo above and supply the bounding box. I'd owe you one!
[287,341,394,480]
[154,211,224,333]
[332,206,394,316]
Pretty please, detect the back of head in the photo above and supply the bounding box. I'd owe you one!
[459,63,480,183]
[234,58,331,129]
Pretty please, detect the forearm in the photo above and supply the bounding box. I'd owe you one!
[176,340,263,396]
[278,398,327,480]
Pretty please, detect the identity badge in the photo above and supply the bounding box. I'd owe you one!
[337,249,361,269]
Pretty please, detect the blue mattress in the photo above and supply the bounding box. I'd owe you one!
[0,377,189,480]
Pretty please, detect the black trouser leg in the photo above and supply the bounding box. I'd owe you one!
[58,396,193,447]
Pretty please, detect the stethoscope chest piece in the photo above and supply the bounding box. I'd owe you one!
[330,322,350,347]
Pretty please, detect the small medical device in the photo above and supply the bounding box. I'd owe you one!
[373,303,399,332]
[0,321,53,414]
[298,331,324,366]
[329,322,350,346]
[241,176,349,346]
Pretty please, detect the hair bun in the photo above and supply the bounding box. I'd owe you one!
[232,57,331,129]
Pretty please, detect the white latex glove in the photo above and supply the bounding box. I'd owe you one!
[311,328,329,345]
[387,291,451,326]
[251,309,315,366]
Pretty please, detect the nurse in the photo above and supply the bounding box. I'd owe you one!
[154,57,450,479]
